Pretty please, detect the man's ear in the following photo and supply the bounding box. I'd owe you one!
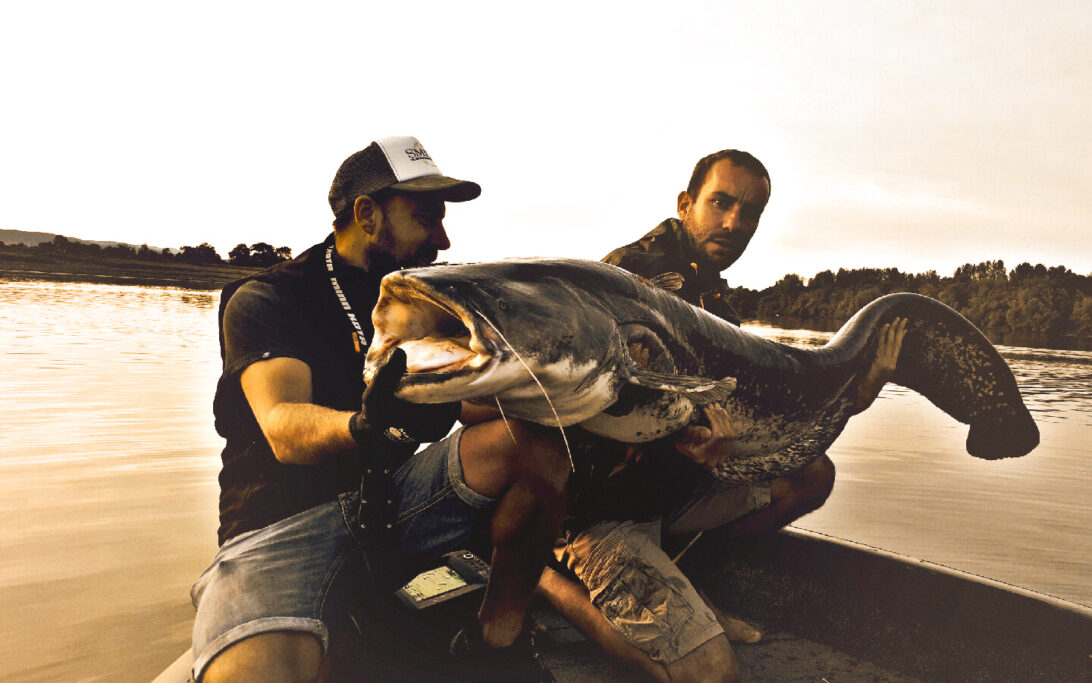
[353,195,381,234]
[677,191,693,220]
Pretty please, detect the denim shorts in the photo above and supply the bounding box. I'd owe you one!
[189,428,493,680]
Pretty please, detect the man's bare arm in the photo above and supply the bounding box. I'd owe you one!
[240,357,355,465]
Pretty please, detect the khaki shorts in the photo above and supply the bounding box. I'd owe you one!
[664,480,772,538]
[555,482,770,663]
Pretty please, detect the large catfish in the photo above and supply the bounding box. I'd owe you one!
[363,258,1039,483]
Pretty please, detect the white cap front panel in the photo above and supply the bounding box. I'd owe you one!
[375,136,442,181]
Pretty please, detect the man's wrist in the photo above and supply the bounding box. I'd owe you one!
[348,411,372,448]
[349,411,418,447]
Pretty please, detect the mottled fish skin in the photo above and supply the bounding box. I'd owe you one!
[365,258,1039,484]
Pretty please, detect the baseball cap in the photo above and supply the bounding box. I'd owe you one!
[328,136,481,219]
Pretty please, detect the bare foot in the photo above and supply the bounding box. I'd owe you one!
[719,615,762,644]
[699,589,762,643]
[480,612,526,648]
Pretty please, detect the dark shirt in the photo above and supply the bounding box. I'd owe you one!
[212,234,405,545]
[603,218,742,324]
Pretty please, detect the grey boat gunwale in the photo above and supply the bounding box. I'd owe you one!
[153,527,1092,682]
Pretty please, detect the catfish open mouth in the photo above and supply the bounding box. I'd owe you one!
[369,278,494,379]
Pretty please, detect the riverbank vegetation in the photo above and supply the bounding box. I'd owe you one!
[0,236,283,289]
[3,236,1089,350]
[727,261,1092,350]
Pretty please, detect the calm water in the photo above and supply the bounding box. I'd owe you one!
[1,281,1089,681]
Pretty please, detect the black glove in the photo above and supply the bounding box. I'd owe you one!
[349,348,461,446]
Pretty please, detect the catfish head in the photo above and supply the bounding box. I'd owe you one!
[364,258,734,438]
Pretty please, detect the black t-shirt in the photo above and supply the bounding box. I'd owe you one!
[222,280,309,377]
[212,237,404,545]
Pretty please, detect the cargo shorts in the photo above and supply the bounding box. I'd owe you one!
[555,481,771,663]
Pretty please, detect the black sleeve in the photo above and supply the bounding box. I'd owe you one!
[222,280,310,378]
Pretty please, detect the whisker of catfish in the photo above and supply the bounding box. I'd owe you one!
[494,397,518,446]
[475,309,575,472]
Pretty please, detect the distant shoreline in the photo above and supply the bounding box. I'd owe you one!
[4,248,1090,352]
[0,250,258,290]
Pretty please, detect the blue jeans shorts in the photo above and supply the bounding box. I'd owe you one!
[189,428,492,680]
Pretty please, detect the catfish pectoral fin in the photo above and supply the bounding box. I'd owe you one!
[626,367,737,405]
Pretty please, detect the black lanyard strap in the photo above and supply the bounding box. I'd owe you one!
[326,245,370,351]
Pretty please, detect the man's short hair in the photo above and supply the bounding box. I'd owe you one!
[686,150,771,199]
[332,188,395,230]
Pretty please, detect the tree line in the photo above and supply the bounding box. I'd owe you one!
[4,236,1088,349]
[1,235,293,268]
[725,260,1092,350]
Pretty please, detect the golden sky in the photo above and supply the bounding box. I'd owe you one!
[1,0,1088,288]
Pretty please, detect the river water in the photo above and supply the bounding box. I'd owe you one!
[0,280,1089,681]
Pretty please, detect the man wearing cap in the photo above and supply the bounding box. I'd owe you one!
[539,149,902,682]
[189,137,570,681]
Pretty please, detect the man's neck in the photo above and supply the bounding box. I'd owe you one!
[332,231,371,271]
[670,218,696,255]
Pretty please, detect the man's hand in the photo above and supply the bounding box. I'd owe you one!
[351,348,460,444]
[673,403,737,471]
[855,317,908,412]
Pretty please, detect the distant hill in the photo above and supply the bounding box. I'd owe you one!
[0,229,158,251]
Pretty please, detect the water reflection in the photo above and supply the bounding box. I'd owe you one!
[0,280,224,681]
[0,283,1088,681]
[745,322,1092,609]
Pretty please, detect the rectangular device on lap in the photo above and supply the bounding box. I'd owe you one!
[395,549,491,610]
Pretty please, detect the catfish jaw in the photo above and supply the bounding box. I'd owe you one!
[367,265,641,426]
[366,275,502,403]
[367,271,624,421]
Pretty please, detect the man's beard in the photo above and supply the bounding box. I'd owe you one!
[683,216,741,272]
[402,245,439,268]
[368,218,438,275]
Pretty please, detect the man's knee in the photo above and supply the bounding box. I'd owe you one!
[201,631,324,683]
[664,634,740,683]
[496,420,571,489]
[519,426,572,495]
[796,454,835,509]
[774,453,835,515]
[459,419,570,497]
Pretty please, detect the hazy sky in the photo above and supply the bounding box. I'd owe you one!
[1,1,1088,288]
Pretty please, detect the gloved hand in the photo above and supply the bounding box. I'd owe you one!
[350,348,461,445]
